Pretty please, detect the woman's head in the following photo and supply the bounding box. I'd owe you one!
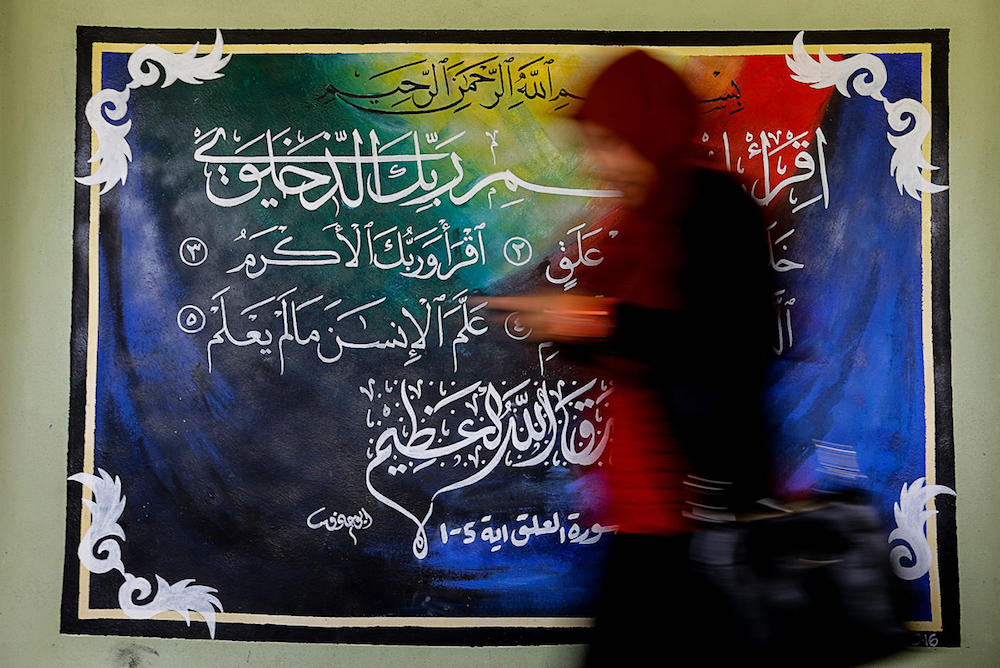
[575,50,698,208]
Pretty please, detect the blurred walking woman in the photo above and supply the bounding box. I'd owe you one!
[566,51,774,665]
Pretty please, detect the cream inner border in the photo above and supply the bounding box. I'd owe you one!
[79,36,942,632]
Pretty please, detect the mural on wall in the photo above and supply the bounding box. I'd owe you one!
[65,27,956,646]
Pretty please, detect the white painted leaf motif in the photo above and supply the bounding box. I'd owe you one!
[69,468,127,575]
[119,574,223,639]
[70,469,223,638]
[888,476,956,580]
[785,31,947,201]
[76,29,231,194]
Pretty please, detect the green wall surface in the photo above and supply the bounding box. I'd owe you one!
[2,1,998,666]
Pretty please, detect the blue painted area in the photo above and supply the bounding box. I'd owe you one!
[101,52,130,93]
[764,52,931,618]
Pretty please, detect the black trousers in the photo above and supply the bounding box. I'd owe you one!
[584,532,742,667]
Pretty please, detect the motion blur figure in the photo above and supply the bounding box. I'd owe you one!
[576,50,775,668]
[492,50,914,667]
[493,51,776,665]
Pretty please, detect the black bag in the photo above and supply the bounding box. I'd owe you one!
[688,496,911,667]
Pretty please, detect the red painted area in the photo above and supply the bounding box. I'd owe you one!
[684,55,836,211]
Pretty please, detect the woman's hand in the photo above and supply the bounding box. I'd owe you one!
[476,294,619,343]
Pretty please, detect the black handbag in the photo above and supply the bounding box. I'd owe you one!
[688,495,911,666]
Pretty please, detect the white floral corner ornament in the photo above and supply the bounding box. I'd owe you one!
[888,477,956,581]
[76,30,231,195]
[70,469,223,638]
[786,31,948,201]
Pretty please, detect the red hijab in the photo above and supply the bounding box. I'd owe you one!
[575,50,698,187]
[575,52,701,534]
[574,51,700,309]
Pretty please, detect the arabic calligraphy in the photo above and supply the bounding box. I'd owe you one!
[361,377,613,558]
[316,54,585,116]
[194,125,615,215]
[439,511,617,553]
[226,218,489,282]
[701,127,831,211]
[545,222,608,291]
[772,288,797,356]
[189,287,488,374]
[698,74,744,116]
[699,125,830,355]
[306,506,374,545]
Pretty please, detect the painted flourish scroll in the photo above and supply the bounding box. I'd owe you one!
[65,28,955,646]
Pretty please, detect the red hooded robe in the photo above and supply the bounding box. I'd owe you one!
[574,51,702,535]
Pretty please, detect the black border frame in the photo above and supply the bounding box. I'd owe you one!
[65,26,955,647]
